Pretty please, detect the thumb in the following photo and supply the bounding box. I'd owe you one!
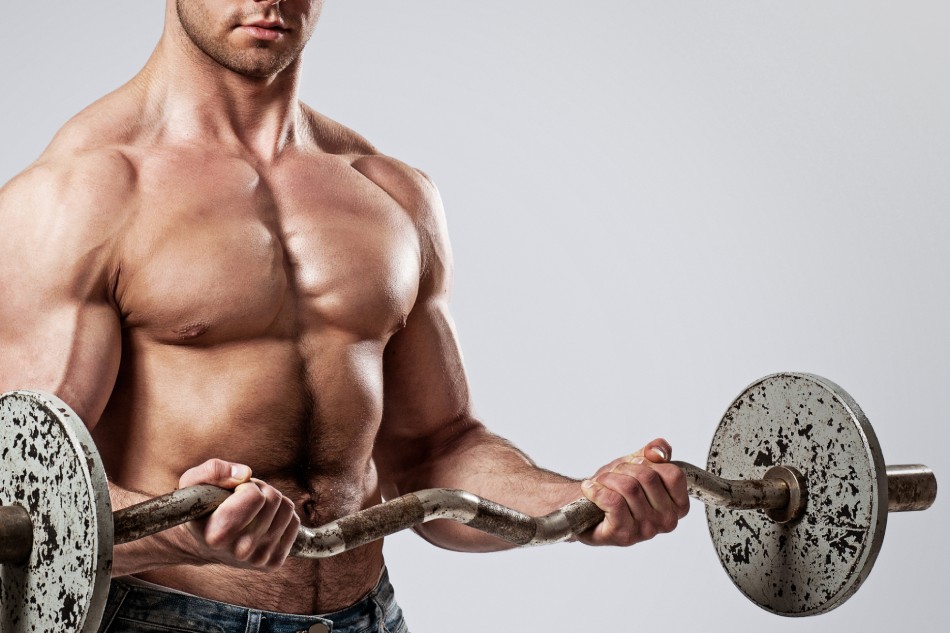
[179,458,253,489]
[638,438,672,464]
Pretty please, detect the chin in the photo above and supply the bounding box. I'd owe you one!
[217,47,299,78]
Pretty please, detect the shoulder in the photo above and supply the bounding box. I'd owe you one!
[354,155,443,222]
[1,90,141,231]
[0,113,139,296]
[0,159,128,306]
[352,155,451,293]
[0,148,137,244]
[300,103,443,221]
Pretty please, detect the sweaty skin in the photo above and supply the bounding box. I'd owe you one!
[0,0,688,615]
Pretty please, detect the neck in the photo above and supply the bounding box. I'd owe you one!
[134,21,305,161]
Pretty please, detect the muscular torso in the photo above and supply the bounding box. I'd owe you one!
[87,114,425,612]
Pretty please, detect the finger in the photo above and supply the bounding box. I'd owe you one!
[590,455,630,478]
[593,439,673,478]
[202,481,267,548]
[617,454,689,516]
[653,462,690,518]
[613,460,689,520]
[579,476,648,546]
[256,497,300,570]
[179,458,253,489]
[606,464,678,532]
[598,468,670,523]
[232,481,285,560]
[272,504,303,568]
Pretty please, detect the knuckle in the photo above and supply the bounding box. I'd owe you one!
[237,482,267,503]
[659,514,678,532]
[636,468,660,486]
[638,521,657,541]
[614,526,638,546]
[600,488,624,508]
[204,533,225,549]
[678,499,691,518]
[259,484,282,504]
[288,513,301,532]
[274,513,299,539]
[204,527,232,550]
[233,537,256,561]
[659,463,684,483]
[623,478,643,496]
[207,458,229,478]
[614,462,639,477]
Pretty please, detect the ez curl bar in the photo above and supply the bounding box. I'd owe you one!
[0,373,938,632]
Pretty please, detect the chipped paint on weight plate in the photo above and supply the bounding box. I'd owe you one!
[0,391,114,633]
[705,373,888,616]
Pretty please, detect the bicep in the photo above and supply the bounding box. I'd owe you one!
[376,295,480,492]
[381,296,472,430]
[0,299,121,426]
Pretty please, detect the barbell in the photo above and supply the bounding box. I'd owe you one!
[0,372,938,632]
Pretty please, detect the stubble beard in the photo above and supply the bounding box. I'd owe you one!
[176,0,307,78]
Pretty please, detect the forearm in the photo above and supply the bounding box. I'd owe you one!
[109,482,200,577]
[391,421,584,552]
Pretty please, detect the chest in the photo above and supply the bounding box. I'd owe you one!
[115,154,421,344]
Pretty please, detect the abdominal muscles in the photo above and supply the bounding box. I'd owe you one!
[94,329,391,612]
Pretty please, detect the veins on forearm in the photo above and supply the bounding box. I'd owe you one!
[420,421,581,515]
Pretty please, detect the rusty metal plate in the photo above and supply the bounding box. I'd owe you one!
[705,373,887,616]
[0,391,113,632]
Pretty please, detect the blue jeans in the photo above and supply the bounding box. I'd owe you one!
[96,569,409,633]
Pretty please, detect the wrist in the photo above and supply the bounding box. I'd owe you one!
[111,524,205,576]
[166,524,206,566]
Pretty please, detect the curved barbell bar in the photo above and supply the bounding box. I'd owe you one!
[103,460,937,560]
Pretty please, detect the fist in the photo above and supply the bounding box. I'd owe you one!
[579,438,689,546]
[178,459,301,572]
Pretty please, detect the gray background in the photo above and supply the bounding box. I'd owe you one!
[1,1,946,631]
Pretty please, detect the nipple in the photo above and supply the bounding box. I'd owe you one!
[174,322,209,340]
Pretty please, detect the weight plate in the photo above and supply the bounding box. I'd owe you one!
[0,391,113,632]
[705,373,887,616]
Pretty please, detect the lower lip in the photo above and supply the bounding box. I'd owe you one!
[240,25,286,41]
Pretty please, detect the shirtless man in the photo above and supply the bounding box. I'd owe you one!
[0,1,689,631]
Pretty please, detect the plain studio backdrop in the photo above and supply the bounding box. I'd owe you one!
[1,2,946,632]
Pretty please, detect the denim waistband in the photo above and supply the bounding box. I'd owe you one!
[98,568,406,633]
